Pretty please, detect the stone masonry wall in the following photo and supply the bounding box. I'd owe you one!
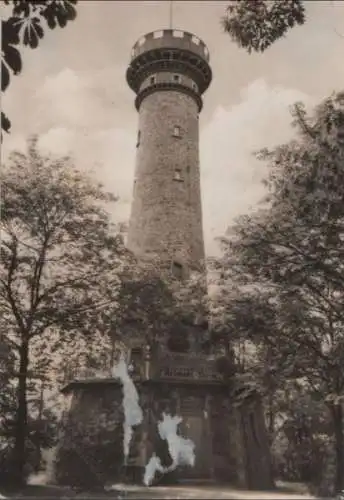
[55,380,274,489]
[127,90,205,273]
[55,384,125,487]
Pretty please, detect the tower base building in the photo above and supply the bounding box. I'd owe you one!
[55,29,274,491]
[55,346,273,490]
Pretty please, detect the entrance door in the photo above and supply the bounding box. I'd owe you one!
[179,398,213,480]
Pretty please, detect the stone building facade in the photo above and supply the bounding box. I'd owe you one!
[55,29,274,491]
[55,350,273,489]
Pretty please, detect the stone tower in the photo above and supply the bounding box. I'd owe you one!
[126,29,212,277]
[54,27,274,492]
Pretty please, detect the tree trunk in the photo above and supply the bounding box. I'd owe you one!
[329,402,344,494]
[266,392,275,479]
[34,380,45,473]
[267,391,275,442]
[13,338,29,485]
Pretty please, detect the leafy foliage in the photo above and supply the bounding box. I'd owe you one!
[215,92,344,494]
[0,340,17,445]
[111,263,177,343]
[1,136,127,333]
[222,0,306,53]
[0,135,128,483]
[0,334,60,483]
[1,1,78,137]
[102,261,209,354]
[271,383,331,484]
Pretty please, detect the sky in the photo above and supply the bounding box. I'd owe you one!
[2,0,344,256]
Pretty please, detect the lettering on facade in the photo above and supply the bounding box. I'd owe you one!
[159,364,222,381]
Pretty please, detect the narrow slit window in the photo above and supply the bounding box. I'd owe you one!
[173,125,181,138]
[174,168,182,181]
[150,75,156,85]
[136,130,141,148]
[172,261,183,279]
[192,82,198,92]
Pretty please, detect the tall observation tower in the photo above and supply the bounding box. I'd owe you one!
[55,25,274,492]
[126,29,212,277]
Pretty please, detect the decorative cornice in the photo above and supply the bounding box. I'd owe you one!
[135,82,203,112]
[126,47,212,95]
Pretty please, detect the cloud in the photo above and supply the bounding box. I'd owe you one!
[200,78,314,255]
[3,66,136,226]
[37,125,136,225]
[37,68,88,127]
[34,66,128,131]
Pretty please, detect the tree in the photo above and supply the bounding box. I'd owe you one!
[1,0,78,137]
[222,0,306,53]
[108,262,178,346]
[103,260,209,355]
[216,92,344,494]
[0,136,128,484]
[208,267,340,490]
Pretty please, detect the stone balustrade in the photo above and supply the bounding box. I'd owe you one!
[62,349,224,386]
[130,29,210,62]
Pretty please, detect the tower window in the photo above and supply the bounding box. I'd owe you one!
[150,75,156,85]
[172,261,183,279]
[174,168,183,181]
[136,130,141,148]
[173,125,181,138]
[173,74,181,83]
[192,82,198,92]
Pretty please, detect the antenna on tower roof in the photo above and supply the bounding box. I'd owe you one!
[169,0,173,29]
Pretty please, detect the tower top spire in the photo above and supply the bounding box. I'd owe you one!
[169,0,173,29]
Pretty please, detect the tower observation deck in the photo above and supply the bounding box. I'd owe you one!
[126,29,212,277]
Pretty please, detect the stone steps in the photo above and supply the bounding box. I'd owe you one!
[177,478,216,485]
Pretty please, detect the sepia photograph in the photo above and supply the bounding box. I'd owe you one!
[1,1,344,498]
